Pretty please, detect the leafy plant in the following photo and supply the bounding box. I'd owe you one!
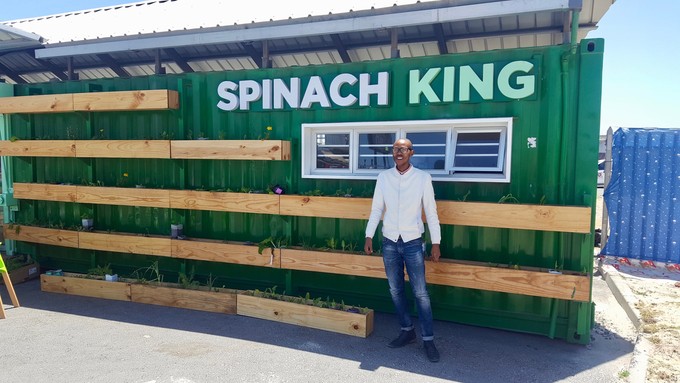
[257,236,286,255]
[178,267,199,289]
[248,287,369,314]
[303,189,324,196]
[132,261,164,285]
[87,263,112,277]
[325,237,338,250]
[498,193,519,203]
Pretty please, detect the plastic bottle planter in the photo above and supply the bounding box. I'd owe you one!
[81,218,94,231]
[170,224,184,239]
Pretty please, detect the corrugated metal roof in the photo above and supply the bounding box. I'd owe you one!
[0,0,615,84]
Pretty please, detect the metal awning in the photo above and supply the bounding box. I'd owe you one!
[0,0,614,84]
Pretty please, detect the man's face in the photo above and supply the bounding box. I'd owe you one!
[392,139,414,168]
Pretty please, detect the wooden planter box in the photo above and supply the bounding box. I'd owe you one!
[75,140,171,158]
[170,140,291,160]
[171,239,280,267]
[13,183,76,202]
[279,195,371,219]
[72,90,179,111]
[130,283,237,314]
[0,93,74,114]
[169,190,279,214]
[79,232,171,257]
[237,292,374,338]
[76,185,171,208]
[0,140,76,157]
[3,225,79,248]
[41,273,131,301]
[281,248,384,279]
[40,273,238,314]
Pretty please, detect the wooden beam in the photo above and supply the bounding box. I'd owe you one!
[76,186,170,208]
[130,284,237,314]
[79,232,171,256]
[72,90,179,111]
[0,93,73,113]
[41,274,131,301]
[76,140,171,158]
[390,28,400,58]
[169,190,279,214]
[281,249,385,279]
[436,201,591,234]
[280,195,372,220]
[3,226,79,248]
[13,183,76,203]
[0,140,76,157]
[170,140,290,160]
[172,239,279,267]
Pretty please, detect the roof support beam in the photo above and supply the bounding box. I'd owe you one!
[66,57,78,80]
[330,34,351,63]
[0,62,26,84]
[241,42,262,68]
[96,54,131,77]
[390,28,400,58]
[164,48,193,73]
[154,49,166,74]
[262,40,271,69]
[433,23,449,55]
[35,59,70,81]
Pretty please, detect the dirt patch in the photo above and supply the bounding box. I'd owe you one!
[613,260,680,382]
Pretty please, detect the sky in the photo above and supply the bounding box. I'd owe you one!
[2,0,679,134]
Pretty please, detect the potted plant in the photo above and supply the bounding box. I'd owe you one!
[81,212,94,231]
[170,220,184,239]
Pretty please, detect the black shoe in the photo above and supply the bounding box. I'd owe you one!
[423,340,440,362]
[387,329,416,348]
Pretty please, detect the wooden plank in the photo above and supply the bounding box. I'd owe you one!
[130,284,237,314]
[281,249,384,279]
[72,90,179,111]
[76,140,171,158]
[76,186,170,208]
[79,232,171,256]
[13,183,76,202]
[425,260,591,302]
[172,239,279,267]
[0,140,76,157]
[40,274,131,301]
[169,190,279,214]
[171,140,291,160]
[279,195,372,219]
[436,200,592,233]
[0,94,74,114]
[237,294,373,337]
[3,226,79,248]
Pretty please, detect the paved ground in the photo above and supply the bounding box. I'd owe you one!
[1,274,637,383]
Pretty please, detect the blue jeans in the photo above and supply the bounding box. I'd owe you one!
[382,237,434,341]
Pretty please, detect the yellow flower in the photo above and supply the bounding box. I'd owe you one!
[266,126,273,131]
[123,173,129,177]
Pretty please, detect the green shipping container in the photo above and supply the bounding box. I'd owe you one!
[0,38,603,343]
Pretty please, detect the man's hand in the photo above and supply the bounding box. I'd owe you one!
[430,244,441,262]
[364,237,373,255]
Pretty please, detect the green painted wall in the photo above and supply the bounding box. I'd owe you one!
[2,39,604,343]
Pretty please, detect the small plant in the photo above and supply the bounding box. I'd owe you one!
[178,267,199,289]
[325,237,338,250]
[334,188,353,197]
[92,128,106,140]
[257,236,286,255]
[132,261,164,285]
[498,193,519,203]
[87,264,112,278]
[249,287,369,314]
[116,172,130,187]
[303,189,324,196]
[9,136,20,142]
[459,190,471,202]
[258,125,273,140]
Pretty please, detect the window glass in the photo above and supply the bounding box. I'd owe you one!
[358,133,395,169]
[453,132,501,170]
[407,131,446,170]
[316,133,349,169]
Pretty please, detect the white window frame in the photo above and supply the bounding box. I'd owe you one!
[301,117,513,183]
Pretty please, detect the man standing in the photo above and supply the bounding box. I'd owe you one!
[364,138,441,363]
